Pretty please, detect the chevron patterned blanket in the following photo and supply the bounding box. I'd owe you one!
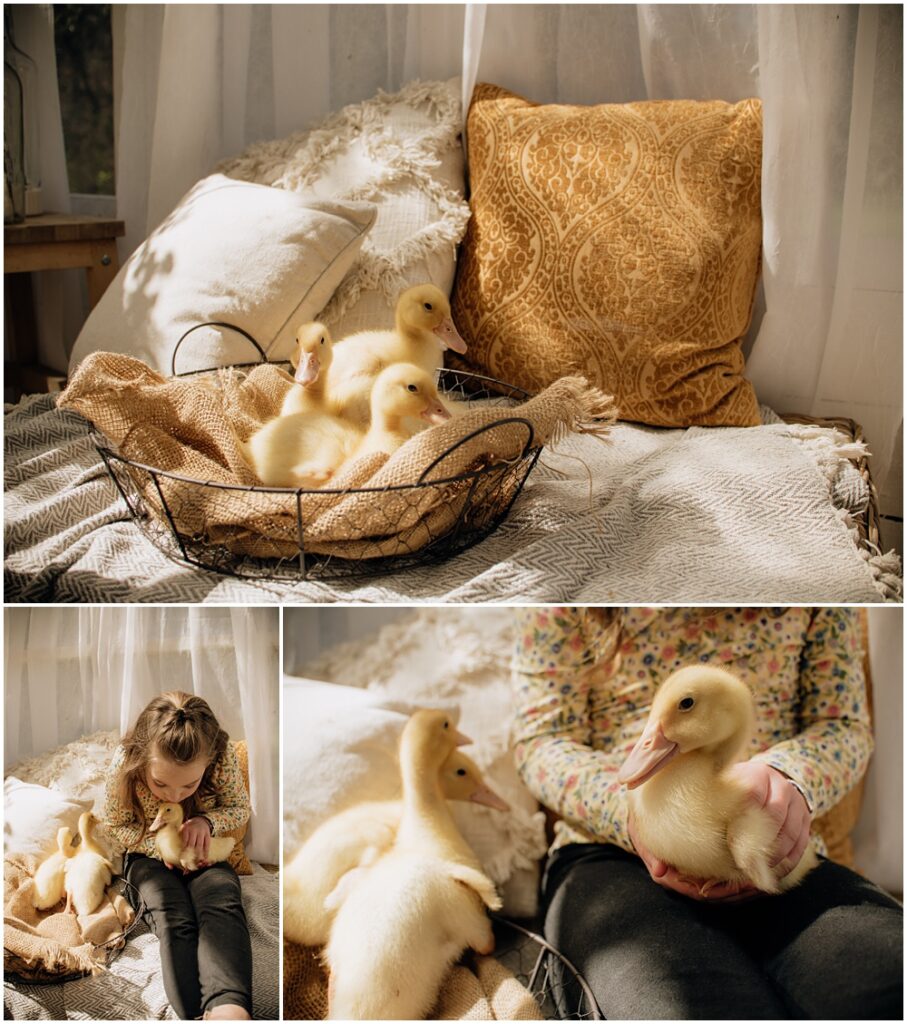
[4,394,899,602]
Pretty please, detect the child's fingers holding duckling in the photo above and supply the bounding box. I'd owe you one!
[180,817,212,863]
[726,761,812,877]
[628,812,760,902]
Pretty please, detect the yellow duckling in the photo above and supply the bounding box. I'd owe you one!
[147,802,235,872]
[324,710,502,1020]
[328,283,468,427]
[351,362,451,459]
[63,812,113,917]
[284,744,509,948]
[618,665,819,896]
[31,826,76,910]
[280,322,334,417]
[239,362,450,488]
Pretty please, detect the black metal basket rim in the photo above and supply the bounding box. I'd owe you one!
[95,415,541,497]
[168,324,536,403]
[491,915,604,1020]
[175,357,536,402]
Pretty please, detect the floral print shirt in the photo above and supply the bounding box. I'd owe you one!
[103,741,250,857]
[512,607,872,857]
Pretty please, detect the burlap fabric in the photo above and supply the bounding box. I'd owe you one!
[57,353,617,562]
[4,855,135,981]
[283,940,543,1020]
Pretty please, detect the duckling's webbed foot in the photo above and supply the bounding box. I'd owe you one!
[697,877,722,899]
[673,872,705,894]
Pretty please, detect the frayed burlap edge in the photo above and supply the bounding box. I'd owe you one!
[59,353,617,562]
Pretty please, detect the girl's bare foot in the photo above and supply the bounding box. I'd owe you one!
[204,1005,251,1020]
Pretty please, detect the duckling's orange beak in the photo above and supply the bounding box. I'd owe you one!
[618,720,678,789]
[420,397,452,425]
[469,783,510,812]
[148,810,167,833]
[453,728,472,746]
[294,352,320,386]
[433,316,468,354]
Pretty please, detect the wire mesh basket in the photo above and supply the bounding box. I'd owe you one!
[491,916,603,1020]
[95,363,543,582]
[3,876,145,986]
[282,920,601,1020]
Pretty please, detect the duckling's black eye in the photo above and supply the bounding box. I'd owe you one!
[679,697,695,711]
[456,768,467,776]
[424,302,433,311]
[320,337,325,345]
[407,383,418,393]
[443,720,449,729]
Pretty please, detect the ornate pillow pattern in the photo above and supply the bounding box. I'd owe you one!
[451,84,764,428]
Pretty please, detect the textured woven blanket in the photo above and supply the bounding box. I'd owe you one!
[4,393,900,602]
[3,865,279,1020]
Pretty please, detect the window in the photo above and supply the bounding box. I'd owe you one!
[53,3,114,197]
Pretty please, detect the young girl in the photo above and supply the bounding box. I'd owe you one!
[104,691,253,1021]
[513,607,902,1019]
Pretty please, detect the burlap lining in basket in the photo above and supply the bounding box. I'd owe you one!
[4,855,136,982]
[283,940,544,1020]
[58,353,617,561]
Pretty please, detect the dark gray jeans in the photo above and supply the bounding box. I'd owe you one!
[543,843,903,1020]
[126,854,253,1019]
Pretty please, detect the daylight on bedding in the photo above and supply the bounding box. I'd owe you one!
[2,3,904,1023]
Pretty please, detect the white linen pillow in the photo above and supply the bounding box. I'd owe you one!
[69,174,376,376]
[282,677,457,856]
[4,777,92,860]
[217,79,471,340]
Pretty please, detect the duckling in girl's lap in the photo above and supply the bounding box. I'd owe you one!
[149,801,236,872]
[619,665,819,896]
[240,362,450,488]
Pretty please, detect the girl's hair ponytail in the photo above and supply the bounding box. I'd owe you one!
[117,691,228,841]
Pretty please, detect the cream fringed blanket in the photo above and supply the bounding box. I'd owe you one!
[57,353,617,561]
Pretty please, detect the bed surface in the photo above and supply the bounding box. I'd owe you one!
[4,866,279,1021]
[4,394,899,603]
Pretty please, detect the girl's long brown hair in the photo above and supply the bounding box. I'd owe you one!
[118,691,228,842]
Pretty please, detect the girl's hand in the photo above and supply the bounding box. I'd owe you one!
[727,760,812,878]
[180,817,212,864]
[628,813,760,902]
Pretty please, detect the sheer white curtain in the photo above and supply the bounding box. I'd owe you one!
[4,607,279,863]
[24,3,900,521]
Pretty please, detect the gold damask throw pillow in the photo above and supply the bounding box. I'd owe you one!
[451,84,763,427]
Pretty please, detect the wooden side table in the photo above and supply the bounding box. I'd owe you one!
[4,212,125,397]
